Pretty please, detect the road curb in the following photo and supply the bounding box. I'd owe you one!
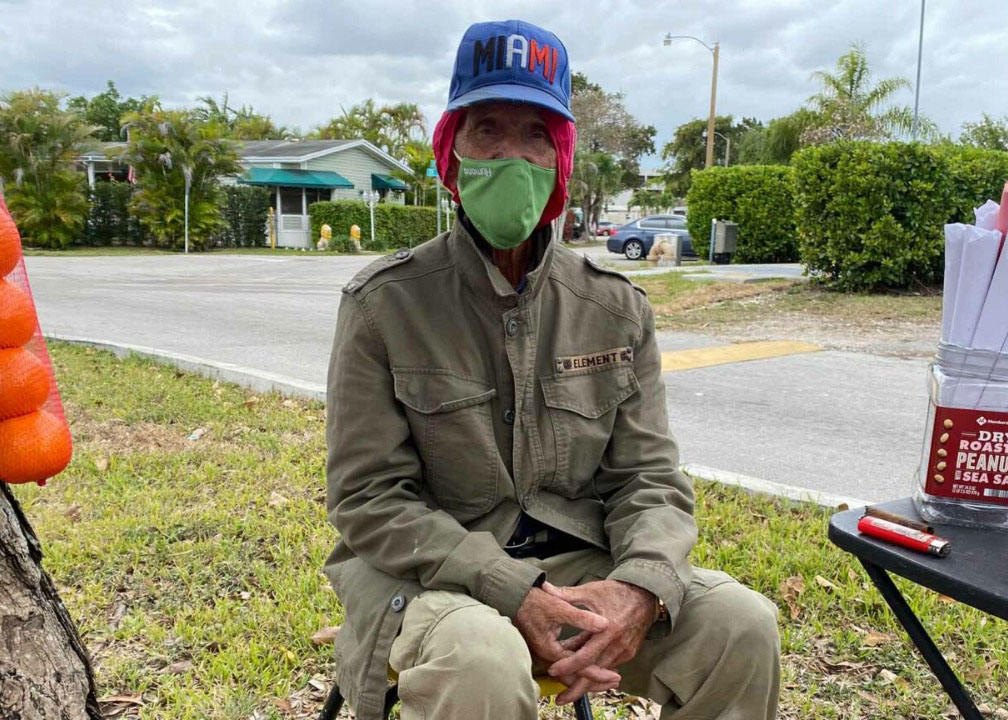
[682,463,869,509]
[47,334,864,510]
[46,334,326,402]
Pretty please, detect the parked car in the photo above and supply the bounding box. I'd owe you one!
[606,215,695,260]
[593,220,618,236]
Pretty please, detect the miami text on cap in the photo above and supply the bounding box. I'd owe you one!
[447,19,574,121]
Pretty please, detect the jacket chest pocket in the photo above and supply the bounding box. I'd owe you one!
[540,364,639,496]
[393,370,499,519]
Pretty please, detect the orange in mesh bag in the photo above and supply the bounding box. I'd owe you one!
[0,197,72,485]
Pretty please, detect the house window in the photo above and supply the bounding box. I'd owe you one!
[280,187,303,215]
[305,188,331,206]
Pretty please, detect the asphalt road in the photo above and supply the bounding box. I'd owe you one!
[25,252,926,503]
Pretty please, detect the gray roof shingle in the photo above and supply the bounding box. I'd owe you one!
[78,139,357,161]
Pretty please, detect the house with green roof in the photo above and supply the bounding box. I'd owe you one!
[78,138,411,248]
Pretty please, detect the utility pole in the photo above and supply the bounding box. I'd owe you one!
[664,35,720,168]
[911,0,925,140]
[706,42,720,169]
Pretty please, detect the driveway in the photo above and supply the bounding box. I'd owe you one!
[27,253,922,504]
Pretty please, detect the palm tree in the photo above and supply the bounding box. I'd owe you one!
[0,89,95,248]
[120,103,242,249]
[805,43,934,142]
[231,107,296,140]
[381,103,427,156]
[315,99,387,147]
[393,140,435,205]
[314,101,427,157]
[194,93,234,127]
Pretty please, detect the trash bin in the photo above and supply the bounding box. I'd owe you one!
[712,221,738,264]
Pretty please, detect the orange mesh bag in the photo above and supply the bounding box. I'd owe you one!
[0,197,72,485]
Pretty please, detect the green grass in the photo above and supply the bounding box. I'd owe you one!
[11,343,1006,719]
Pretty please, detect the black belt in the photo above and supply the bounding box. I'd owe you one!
[504,526,594,559]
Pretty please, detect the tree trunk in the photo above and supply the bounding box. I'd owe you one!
[0,482,101,720]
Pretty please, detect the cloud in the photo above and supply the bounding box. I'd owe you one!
[2,0,1006,153]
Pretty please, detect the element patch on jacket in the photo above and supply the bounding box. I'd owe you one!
[554,346,633,373]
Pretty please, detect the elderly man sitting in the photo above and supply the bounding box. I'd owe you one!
[323,19,780,720]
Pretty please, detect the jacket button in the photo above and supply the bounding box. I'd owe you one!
[390,593,406,612]
[506,318,519,337]
[503,408,516,424]
[394,248,410,260]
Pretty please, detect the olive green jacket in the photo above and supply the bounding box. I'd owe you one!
[323,220,697,719]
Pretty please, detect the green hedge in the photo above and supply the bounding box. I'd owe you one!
[213,185,271,247]
[82,182,272,248]
[309,200,445,251]
[944,146,1008,225]
[81,182,149,246]
[685,166,798,263]
[794,142,976,291]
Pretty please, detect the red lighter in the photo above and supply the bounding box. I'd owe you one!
[857,516,951,557]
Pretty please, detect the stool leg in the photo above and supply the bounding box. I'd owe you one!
[317,682,343,720]
[382,684,400,719]
[573,693,593,720]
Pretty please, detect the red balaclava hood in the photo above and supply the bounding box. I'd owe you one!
[432,107,576,230]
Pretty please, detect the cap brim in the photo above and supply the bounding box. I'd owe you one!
[447,82,575,122]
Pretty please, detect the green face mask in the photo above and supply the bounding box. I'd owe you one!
[454,151,556,250]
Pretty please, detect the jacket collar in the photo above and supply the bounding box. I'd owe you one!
[450,209,555,307]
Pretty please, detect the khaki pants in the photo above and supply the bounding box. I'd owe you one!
[388,549,780,720]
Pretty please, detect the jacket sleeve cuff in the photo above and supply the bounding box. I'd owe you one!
[476,556,546,620]
[607,560,687,639]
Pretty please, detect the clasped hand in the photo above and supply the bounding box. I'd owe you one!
[513,579,655,704]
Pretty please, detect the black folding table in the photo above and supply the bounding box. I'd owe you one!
[828,498,1008,719]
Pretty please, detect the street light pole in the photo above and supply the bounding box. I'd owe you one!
[664,35,720,168]
[361,190,378,246]
[706,42,719,169]
[182,165,192,254]
[911,0,926,140]
[703,130,731,166]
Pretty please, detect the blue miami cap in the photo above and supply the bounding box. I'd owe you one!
[447,19,574,122]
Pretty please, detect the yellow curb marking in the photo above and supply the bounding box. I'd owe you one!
[661,340,823,373]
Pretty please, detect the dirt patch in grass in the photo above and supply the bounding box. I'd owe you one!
[68,411,190,454]
[648,277,795,314]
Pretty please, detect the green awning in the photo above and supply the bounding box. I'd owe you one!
[371,173,407,191]
[239,167,353,189]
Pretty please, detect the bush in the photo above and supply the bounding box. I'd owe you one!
[792,142,959,291]
[309,200,442,251]
[943,146,1008,224]
[81,181,148,246]
[214,185,271,247]
[686,165,798,263]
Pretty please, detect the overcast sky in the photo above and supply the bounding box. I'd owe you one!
[3,0,1006,167]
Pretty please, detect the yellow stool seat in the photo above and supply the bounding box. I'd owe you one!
[316,668,593,719]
